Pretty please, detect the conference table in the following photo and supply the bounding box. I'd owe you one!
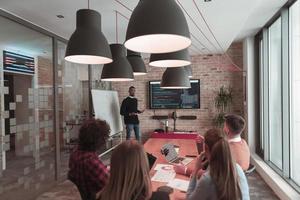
[144,137,198,200]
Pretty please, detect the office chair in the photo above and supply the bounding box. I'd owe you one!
[68,173,96,200]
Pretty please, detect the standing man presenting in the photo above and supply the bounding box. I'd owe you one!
[120,86,144,142]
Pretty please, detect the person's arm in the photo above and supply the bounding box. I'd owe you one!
[186,175,211,200]
[173,164,193,177]
[120,99,128,116]
[86,158,109,192]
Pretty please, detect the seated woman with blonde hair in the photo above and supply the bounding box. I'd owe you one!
[187,129,250,200]
[98,140,169,200]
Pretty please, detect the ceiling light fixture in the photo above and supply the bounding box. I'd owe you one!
[149,48,191,68]
[127,50,147,76]
[160,67,191,89]
[101,44,134,81]
[101,11,134,81]
[125,0,191,54]
[65,0,112,64]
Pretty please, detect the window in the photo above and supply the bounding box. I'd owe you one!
[290,0,300,186]
[257,0,300,192]
[258,37,264,156]
[268,18,283,170]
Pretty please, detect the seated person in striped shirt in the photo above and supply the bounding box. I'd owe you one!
[223,114,250,171]
[68,119,110,200]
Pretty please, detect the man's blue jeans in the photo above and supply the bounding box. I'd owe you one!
[126,124,140,142]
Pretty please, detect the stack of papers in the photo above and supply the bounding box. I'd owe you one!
[167,178,190,192]
[151,163,190,192]
[151,170,176,183]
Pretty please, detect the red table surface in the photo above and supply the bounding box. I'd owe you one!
[150,132,200,140]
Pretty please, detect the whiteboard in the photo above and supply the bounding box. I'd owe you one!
[91,90,123,136]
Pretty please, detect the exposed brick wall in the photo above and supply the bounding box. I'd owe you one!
[112,43,245,140]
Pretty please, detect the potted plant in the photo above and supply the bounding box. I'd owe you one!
[213,86,233,127]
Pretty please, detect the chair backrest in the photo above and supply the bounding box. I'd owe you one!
[68,176,96,200]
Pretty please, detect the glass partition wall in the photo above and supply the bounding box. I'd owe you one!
[0,11,111,199]
[257,0,300,192]
[0,14,56,199]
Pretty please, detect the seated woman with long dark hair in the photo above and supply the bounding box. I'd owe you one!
[187,129,250,200]
[98,140,169,200]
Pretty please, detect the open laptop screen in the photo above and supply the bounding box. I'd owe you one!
[146,152,157,170]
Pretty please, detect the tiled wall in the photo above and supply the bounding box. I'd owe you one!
[112,42,245,141]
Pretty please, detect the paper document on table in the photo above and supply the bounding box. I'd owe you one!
[167,178,190,192]
[151,170,176,183]
[154,164,174,171]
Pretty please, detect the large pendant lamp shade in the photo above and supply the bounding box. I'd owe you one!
[149,49,191,67]
[125,0,191,54]
[101,44,134,81]
[161,67,191,89]
[127,50,147,76]
[65,9,112,64]
[184,65,193,78]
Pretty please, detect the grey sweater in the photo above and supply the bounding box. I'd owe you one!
[186,164,250,200]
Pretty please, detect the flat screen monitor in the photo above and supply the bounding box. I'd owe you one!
[3,50,35,75]
[149,79,200,109]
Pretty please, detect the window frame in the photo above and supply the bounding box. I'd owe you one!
[255,0,300,192]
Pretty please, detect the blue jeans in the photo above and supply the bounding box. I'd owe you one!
[126,124,140,142]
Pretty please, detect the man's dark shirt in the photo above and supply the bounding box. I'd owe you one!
[68,148,109,199]
[120,96,141,124]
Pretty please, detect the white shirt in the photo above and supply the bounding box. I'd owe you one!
[228,135,242,143]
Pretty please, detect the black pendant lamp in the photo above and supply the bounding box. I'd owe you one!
[161,67,191,89]
[101,44,134,81]
[127,50,147,76]
[65,9,112,64]
[185,65,193,78]
[125,0,191,54]
[149,49,191,67]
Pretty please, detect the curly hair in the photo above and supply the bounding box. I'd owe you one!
[78,118,110,151]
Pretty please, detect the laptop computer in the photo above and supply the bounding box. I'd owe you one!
[147,152,157,170]
[161,143,193,166]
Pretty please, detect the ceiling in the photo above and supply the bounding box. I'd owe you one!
[0,15,52,59]
[0,0,288,56]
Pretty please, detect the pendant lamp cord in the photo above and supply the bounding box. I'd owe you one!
[115,10,118,43]
[88,0,90,9]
